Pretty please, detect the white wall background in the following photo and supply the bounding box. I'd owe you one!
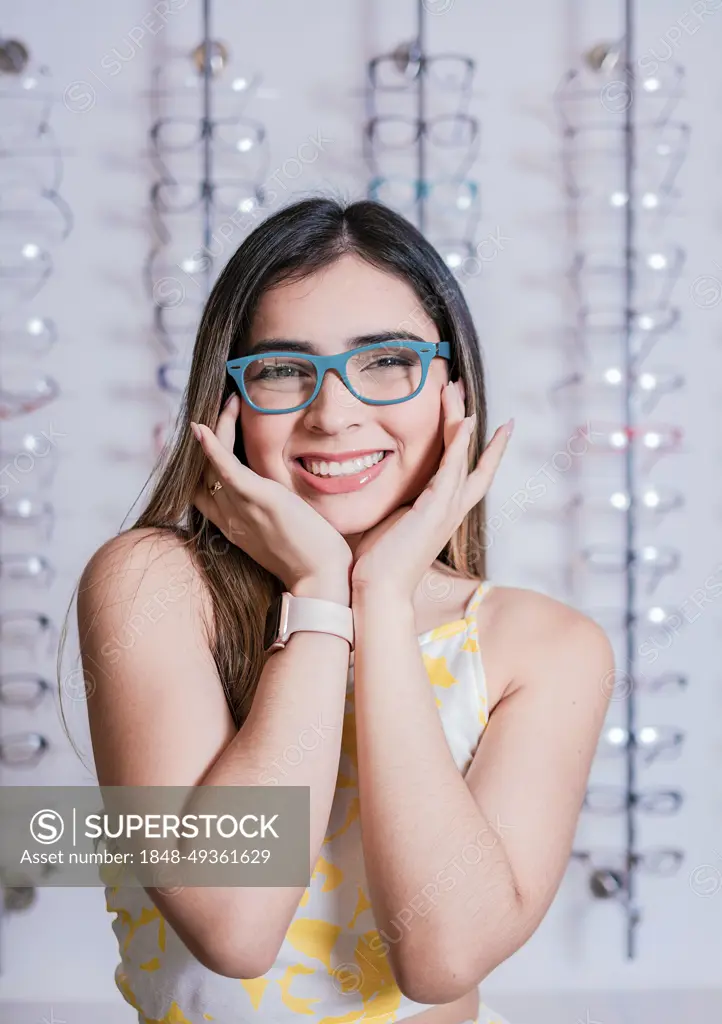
[0,1,721,1022]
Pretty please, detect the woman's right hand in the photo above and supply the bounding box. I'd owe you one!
[191,394,353,594]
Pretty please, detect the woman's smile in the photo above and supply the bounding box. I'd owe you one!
[291,449,395,494]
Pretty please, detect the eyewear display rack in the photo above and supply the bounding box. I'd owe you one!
[363,0,482,278]
[0,36,71,967]
[143,0,270,449]
[555,0,688,960]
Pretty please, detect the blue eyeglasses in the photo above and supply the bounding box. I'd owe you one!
[226,339,452,414]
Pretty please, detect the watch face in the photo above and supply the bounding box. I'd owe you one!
[263,595,282,651]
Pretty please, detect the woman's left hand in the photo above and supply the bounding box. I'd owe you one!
[351,379,512,597]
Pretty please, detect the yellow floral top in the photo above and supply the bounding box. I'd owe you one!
[103,579,512,1024]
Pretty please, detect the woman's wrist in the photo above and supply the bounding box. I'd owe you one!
[290,574,351,606]
[351,579,415,617]
[351,575,411,604]
[351,582,416,634]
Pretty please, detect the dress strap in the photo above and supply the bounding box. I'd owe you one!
[464,579,493,620]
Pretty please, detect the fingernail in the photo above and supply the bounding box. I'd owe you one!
[505,417,515,438]
[466,412,477,435]
[223,393,235,410]
[190,422,202,442]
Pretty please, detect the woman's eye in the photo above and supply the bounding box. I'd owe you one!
[366,356,410,369]
[253,362,310,379]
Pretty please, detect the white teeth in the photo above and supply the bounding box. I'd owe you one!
[301,451,387,477]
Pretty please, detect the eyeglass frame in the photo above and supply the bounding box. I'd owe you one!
[571,846,684,877]
[368,175,480,210]
[226,339,452,415]
[149,115,267,154]
[367,53,476,92]
[149,177,267,215]
[0,673,51,710]
[0,730,49,766]
[365,113,479,149]
[583,784,683,815]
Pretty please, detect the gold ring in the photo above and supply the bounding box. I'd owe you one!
[208,480,223,497]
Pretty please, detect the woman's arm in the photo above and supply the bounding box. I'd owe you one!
[351,581,614,1005]
[79,526,351,979]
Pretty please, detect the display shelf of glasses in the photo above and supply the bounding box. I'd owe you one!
[553,39,689,959]
[143,34,272,454]
[0,38,69,946]
[363,26,482,278]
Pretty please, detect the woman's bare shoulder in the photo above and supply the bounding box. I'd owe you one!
[78,526,238,789]
[479,584,613,700]
[482,583,603,633]
[82,525,193,575]
[78,526,214,639]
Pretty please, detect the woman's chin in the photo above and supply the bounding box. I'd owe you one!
[333,514,386,538]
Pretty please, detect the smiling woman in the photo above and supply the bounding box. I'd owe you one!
[226,251,466,542]
[63,196,614,1024]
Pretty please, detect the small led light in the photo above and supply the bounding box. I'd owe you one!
[26,318,45,335]
[232,77,248,91]
[238,198,256,213]
[445,252,463,269]
[610,491,630,510]
[643,77,661,92]
[642,192,659,209]
[21,434,42,454]
[236,137,254,153]
[643,489,660,508]
[610,191,629,207]
[22,76,37,90]
[606,726,628,746]
[638,726,659,745]
[643,431,662,449]
[642,546,659,562]
[647,253,667,270]
[603,367,623,385]
[610,430,627,448]
[638,314,655,331]
[648,607,666,624]
[22,243,40,259]
[638,372,656,390]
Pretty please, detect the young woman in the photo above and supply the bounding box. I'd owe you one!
[74,196,614,1024]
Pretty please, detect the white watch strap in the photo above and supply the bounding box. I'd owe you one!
[285,594,354,649]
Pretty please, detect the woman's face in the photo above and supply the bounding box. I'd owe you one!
[240,253,453,548]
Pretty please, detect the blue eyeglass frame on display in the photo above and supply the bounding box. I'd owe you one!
[226,339,452,414]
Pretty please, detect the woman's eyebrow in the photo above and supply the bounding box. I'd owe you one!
[246,330,428,355]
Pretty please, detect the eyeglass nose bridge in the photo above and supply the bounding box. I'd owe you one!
[308,354,358,409]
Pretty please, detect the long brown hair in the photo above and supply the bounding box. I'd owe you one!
[58,196,488,755]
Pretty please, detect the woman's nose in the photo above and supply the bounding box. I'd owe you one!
[302,369,364,429]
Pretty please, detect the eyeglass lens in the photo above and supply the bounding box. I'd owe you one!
[0,674,49,709]
[242,345,424,412]
[0,731,48,766]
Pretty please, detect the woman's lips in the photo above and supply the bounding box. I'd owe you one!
[292,452,393,494]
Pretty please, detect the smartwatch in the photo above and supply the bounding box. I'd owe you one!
[263,592,355,653]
